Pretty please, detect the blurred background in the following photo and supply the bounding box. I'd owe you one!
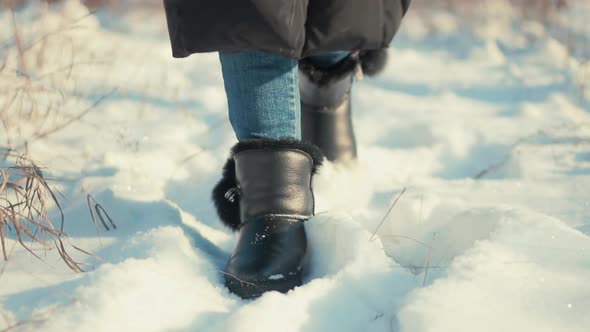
[3,0,588,109]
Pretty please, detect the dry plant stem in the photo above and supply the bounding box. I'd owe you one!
[422,233,437,286]
[217,270,257,287]
[380,235,433,252]
[0,319,43,332]
[19,11,96,56]
[370,188,407,241]
[87,194,116,234]
[7,0,27,74]
[0,220,6,261]
[0,296,79,332]
[86,194,103,241]
[16,89,117,150]
[1,9,109,150]
[474,122,590,179]
[474,154,513,179]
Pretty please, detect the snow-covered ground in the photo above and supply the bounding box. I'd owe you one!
[1,1,589,331]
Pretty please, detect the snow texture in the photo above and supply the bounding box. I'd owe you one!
[1,1,589,331]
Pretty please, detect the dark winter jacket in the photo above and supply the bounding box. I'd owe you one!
[164,0,411,59]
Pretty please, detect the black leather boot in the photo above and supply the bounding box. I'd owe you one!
[212,139,324,299]
[299,49,389,162]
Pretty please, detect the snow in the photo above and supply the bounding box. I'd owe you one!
[1,1,589,331]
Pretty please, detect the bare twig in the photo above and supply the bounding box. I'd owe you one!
[7,0,27,74]
[217,272,257,288]
[22,89,117,147]
[87,194,116,235]
[370,188,407,241]
[422,232,437,286]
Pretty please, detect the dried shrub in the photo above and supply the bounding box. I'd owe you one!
[1,0,116,151]
[0,149,88,272]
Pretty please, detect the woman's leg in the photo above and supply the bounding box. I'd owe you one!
[219,50,351,142]
[216,51,328,299]
[219,50,301,141]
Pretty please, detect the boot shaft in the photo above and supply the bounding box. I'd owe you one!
[234,148,315,223]
[212,139,324,231]
[299,68,353,108]
[299,57,358,162]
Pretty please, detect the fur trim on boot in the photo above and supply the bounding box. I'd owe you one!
[212,139,324,231]
[211,158,240,230]
[299,55,359,86]
[358,49,389,77]
[299,49,389,86]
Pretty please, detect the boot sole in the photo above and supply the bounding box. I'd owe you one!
[225,270,303,299]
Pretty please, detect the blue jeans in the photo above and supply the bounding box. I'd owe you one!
[219,51,350,141]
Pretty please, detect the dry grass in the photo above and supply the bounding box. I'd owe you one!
[1,0,114,151]
[0,1,119,271]
[0,149,89,272]
[0,1,118,271]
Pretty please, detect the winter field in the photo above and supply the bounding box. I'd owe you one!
[1,1,590,331]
